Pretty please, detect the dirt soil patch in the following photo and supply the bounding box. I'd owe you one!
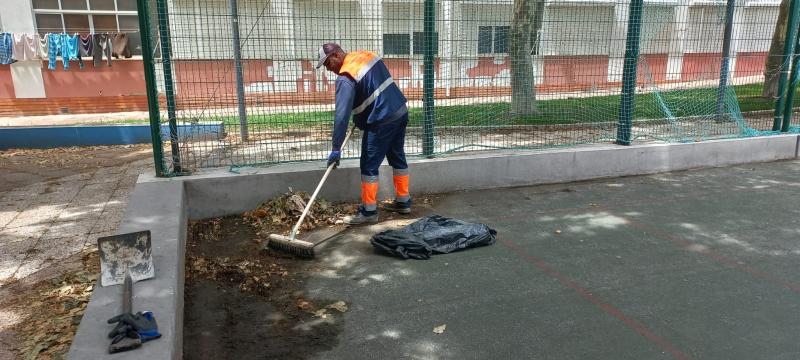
[183,213,345,359]
[184,192,436,359]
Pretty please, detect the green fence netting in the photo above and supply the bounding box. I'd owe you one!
[138,0,800,176]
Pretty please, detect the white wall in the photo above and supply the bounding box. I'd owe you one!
[170,0,233,59]
[0,0,46,98]
[541,5,615,56]
[686,5,726,53]
[166,0,780,60]
[640,5,674,55]
[737,5,779,52]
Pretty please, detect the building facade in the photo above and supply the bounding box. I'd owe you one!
[0,0,781,116]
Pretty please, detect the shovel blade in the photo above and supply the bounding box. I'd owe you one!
[98,231,155,287]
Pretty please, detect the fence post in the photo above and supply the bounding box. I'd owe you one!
[229,0,249,141]
[137,0,166,177]
[616,0,643,146]
[155,0,182,173]
[773,0,800,131]
[422,0,435,156]
[716,0,736,120]
[781,24,800,131]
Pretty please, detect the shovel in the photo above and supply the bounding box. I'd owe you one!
[97,230,155,287]
[98,231,156,353]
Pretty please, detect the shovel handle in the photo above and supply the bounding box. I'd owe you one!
[123,272,133,314]
[289,125,356,239]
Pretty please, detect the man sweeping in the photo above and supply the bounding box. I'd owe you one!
[316,42,411,224]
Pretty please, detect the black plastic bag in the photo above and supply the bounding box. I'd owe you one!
[370,215,497,259]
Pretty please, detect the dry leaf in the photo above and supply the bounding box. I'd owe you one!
[296,300,312,311]
[314,309,329,319]
[327,301,348,313]
[433,324,446,334]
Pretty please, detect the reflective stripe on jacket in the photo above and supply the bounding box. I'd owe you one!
[339,50,407,128]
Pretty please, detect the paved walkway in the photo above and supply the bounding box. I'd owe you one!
[0,146,152,359]
[0,157,151,286]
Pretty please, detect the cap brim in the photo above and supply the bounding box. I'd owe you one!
[316,54,329,69]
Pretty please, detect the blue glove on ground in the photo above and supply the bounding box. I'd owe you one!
[327,151,341,168]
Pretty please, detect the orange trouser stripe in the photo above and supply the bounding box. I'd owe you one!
[393,175,409,198]
[361,182,379,208]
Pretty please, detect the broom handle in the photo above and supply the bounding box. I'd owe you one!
[290,125,356,239]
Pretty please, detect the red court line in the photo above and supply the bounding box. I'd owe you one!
[621,216,800,294]
[499,238,692,360]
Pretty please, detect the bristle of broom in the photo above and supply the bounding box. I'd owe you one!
[267,234,315,259]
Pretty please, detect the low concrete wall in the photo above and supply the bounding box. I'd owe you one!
[69,181,187,359]
[0,122,223,150]
[180,135,799,220]
[68,135,799,359]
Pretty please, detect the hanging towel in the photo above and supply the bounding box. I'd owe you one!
[92,33,112,67]
[111,33,132,59]
[12,33,39,61]
[0,33,13,65]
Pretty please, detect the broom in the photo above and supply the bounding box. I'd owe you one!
[268,125,356,258]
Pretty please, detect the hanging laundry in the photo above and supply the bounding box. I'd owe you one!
[64,33,81,69]
[79,34,93,57]
[79,34,92,69]
[65,34,78,60]
[60,33,76,70]
[12,33,40,61]
[111,33,132,59]
[92,33,113,67]
[38,34,49,59]
[0,33,13,65]
[47,33,65,70]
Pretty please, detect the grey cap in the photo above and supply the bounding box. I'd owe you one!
[316,42,342,69]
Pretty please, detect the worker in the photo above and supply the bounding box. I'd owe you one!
[316,42,411,224]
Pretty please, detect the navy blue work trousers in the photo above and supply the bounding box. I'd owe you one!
[360,113,408,177]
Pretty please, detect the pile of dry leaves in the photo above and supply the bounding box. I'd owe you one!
[186,255,290,296]
[243,190,357,234]
[10,250,99,360]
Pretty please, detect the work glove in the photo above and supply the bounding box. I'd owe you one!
[327,151,341,168]
[108,311,162,344]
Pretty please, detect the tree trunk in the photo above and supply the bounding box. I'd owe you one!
[510,0,545,115]
[763,0,791,98]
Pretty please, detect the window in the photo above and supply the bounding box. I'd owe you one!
[478,26,510,55]
[412,32,438,55]
[32,0,142,56]
[383,32,439,56]
[383,34,411,55]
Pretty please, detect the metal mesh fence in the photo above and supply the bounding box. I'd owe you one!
[138,0,799,176]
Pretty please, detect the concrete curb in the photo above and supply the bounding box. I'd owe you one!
[68,135,798,359]
[180,135,799,219]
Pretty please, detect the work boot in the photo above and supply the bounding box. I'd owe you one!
[382,199,412,214]
[344,206,378,225]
